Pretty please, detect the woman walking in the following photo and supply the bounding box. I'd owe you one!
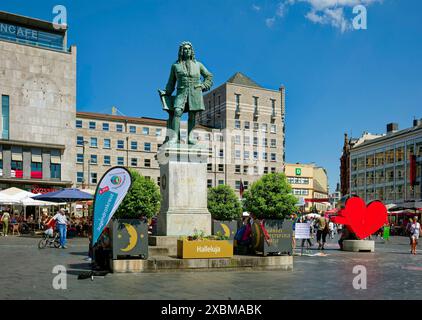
[410,217,422,255]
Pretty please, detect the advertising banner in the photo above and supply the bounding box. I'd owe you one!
[92,167,132,245]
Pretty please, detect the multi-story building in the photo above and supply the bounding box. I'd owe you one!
[0,11,76,192]
[197,72,286,193]
[75,73,286,194]
[285,163,330,212]
[345,120,422,205]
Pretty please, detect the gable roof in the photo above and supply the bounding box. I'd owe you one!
[226,72,263,88]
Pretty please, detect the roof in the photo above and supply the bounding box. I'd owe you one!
[0,11,67,34]
[226,72,263,89]
[352,124,422,150]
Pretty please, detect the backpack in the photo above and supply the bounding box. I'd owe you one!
[234,225,247,241]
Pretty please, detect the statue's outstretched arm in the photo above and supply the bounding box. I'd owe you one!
[200,63,213,92]
[165,64,176,95]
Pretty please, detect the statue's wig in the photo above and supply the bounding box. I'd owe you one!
[177,41,196,63]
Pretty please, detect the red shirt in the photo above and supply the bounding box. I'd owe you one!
[241,223,252,241]
[46,218,56,230]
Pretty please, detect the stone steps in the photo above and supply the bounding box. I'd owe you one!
[111,255,293,273]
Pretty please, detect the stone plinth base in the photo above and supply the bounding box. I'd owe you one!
[342,240,375,252]
[157,212,211,237]
[110,255,293,273]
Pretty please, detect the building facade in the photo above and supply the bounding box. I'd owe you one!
[285,163,330,212]
[0,11,76,192]
[347,120,422,204]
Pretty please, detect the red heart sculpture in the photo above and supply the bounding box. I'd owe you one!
[331,197,388,239]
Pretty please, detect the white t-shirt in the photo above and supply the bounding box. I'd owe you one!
[53,213,68,225]
[410,223,420,236]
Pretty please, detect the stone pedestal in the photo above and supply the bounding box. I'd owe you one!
[342,240,375,252]
[156,144,211,236]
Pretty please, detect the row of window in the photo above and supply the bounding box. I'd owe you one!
[234,136,277,147]
[287,177,310,185]
[76,120,162,136]
[77,137,152,151]
[234,121,277,133]
[234,150,277,161]
[233,165,277,174]
[0,160,61,179]
[351,182,421,202]
[233,94,279,116]
[77,154,152,167]
[293,189,310,196]
[205,179,250,190]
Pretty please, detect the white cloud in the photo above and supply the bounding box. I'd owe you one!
[262,0,382,32]
[252,4,261,11]
[266,17,276,28]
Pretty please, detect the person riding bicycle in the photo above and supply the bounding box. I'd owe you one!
[44,216,56,238]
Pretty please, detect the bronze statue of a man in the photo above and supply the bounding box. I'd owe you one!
[159,42,213,144]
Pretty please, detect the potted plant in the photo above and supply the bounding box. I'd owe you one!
[208,185,242,240]
[177,229,233,259]
[110,169,161,260]
[243,173,297,256]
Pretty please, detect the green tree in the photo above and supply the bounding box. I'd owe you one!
[207,185,242,221]
[243,173,298,219]
[114,169,161,219]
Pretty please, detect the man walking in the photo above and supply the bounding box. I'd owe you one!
[53,209,69,249]
[316,213,329,250]
[1,209,10,236]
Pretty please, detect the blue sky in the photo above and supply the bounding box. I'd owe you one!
[2,0,422,192]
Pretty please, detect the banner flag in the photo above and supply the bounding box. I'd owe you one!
[92,167,132,245]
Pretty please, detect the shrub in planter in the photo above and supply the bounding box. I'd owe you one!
[208,185,242,239]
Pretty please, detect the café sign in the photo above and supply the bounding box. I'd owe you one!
[0,22,38,41]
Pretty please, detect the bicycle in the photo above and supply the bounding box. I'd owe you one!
[38,231,61,249]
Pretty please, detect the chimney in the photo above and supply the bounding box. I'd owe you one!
[386,123,398,134]
[413,118,422,127]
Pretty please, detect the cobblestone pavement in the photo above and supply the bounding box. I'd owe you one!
[0,235,421,300]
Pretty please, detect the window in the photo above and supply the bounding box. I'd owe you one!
[235,120,241,129]
[2,95,10,139]
[218,164,224,172]
[218,180,225,186]
[235,94,241,111]
[263,152,268,161]
[253,136,258,146]
[244,121,250,130]
[271,167,276,173]
[77,172,83,183]
[254,166,259,174]
[117,140,124,149]
[271,124,277,133]
[157,177,160,186]
[156,128,162,136]
[244,181,249,190]
[131,158,138,167]
[143,127,150,135]
[144,159,151,167]
[76,120,82,128]
[31,162,42,179]
[235,135,241,145]
[144,143,152,152]
[262,138,268,147]
[262,124,268,132]
[131,141,138,150]
[117,157,124,166]
[103,123,109,131]
[264,167,268,174]
[11,160,23,179]
[104,155,111,165]
[51,164,61,179]
[130,126,136,133]
[271,139,276,148]
[90,137,97,148]
[89,121,96,130]
[116,124,123,132]
[271,153,276,161]
[90,172,97,184]
[104,139,111,149]
[271,99,276,117]
[235,150,241,159]
[253,122,259,131]
[244,151,250,160]
[77,154,84,163]
[219,149,224,157]
[207,163,212,172]
[235,165,241,173]
[207,179,213,188]
[235,181,241,190]
[253,151,258,160]
[244,136,250,145]
[90,155,98,164]
[77,136,84,146]
[243,166,249,174]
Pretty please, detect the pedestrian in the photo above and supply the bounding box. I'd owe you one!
[316,212,329,250]
[328,220,335,239]
[410,217,422,255]
[53,209,70,249]
[1,209,10,237]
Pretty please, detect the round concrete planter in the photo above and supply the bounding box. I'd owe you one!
[342,240,375,252]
